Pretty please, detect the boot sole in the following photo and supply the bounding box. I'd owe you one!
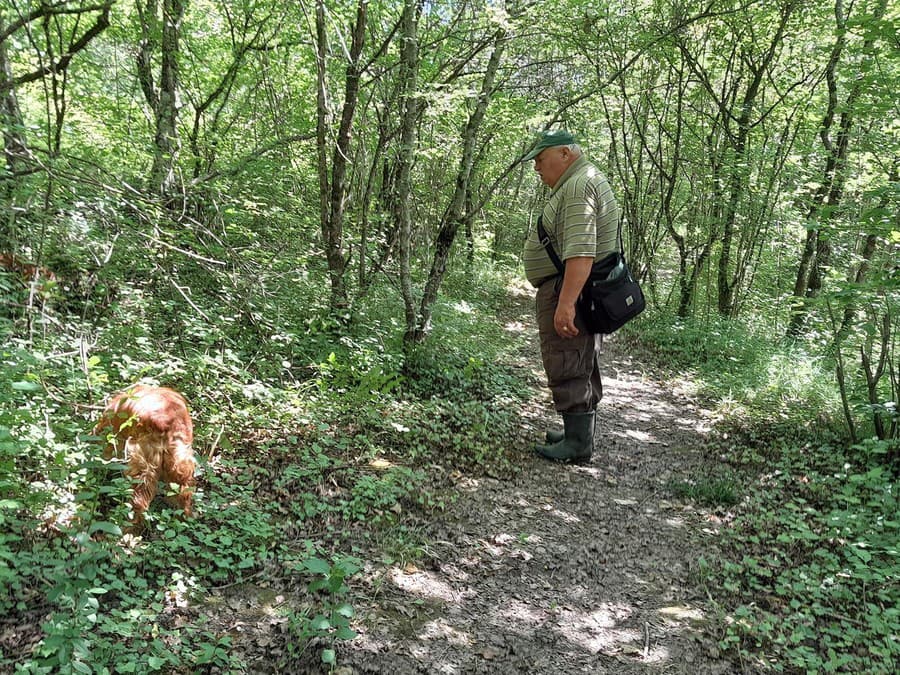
[533,448,592,465]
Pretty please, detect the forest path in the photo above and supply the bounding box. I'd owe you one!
[330,282,738,674]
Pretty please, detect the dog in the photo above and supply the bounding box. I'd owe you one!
[93,385,196,532]
[0,252,58,300]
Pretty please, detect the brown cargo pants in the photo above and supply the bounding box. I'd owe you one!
[536,277,603,413]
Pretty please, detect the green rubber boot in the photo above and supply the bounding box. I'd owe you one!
[535,411,595,463]
[545,428,564,443]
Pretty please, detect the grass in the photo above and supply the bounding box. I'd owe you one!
[668,474,741,507]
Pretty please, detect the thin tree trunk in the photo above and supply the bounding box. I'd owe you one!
[838,160,899,338]
[396,0,421,343]
[138,0,185,202]
[316,0,367,309]
[314,0,331,288]
[788,0,887,335]
[407,28,506,344]
[715,3,794,316]
[0,10,34,175]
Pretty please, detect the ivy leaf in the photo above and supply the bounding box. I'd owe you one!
[310,615,331,631]
[335,626,357,641]
[302,557,331,575]
[89,521,123,536]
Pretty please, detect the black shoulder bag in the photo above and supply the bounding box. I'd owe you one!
[537,215,646,335]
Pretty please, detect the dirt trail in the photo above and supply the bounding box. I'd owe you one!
[327,287,738,674]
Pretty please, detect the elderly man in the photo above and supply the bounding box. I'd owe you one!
[521,130,621,462]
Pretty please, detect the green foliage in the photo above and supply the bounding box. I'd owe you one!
[705,442,899,672]
[637,311,843,430]
[643,304,898,671]
[315,343,404,404]
[1,232,534,671]
[669,474,741,507]
[282,553,361,669]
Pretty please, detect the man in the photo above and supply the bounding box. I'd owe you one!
[521,130,620,462]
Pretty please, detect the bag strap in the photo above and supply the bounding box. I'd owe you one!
[615,216,625,255]
[536,213,627,275]
[536,215,564,275]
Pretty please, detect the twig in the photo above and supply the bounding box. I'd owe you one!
[80,334,95,401]
[132,228,226,266]
[643,621,650,658]
[209,568,268,590]
[208,425,224,462]
[170,279,212,322]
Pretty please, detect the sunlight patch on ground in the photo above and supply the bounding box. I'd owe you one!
[454,475,483,492]
[387,568,469,604]
[506,277,534,298]
[574,465,605,478]
[554,603,644,654]
[539,502,581,524]
[614,498,638,506]
[671,376,700,398]
[34,482,78,531]
[504,320,528,334]
[164,572,199,609]
[554,604,673,662]
[674,416,713,434]
[659,605,706,624]
[498,599,548,627]
[408,626,472,675]
[623,428,662,444]
[417,617,472,647]
[475,532,534,561]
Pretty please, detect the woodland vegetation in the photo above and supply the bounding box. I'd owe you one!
[1,0,897,672]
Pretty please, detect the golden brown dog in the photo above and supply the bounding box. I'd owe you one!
[93,385,196,531]
[0,252,58,299]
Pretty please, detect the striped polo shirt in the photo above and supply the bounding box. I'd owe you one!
[523,156,620,288]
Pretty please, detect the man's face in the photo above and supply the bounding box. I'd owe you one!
[533,146,571,188]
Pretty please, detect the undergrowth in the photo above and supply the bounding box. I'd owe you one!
[707,436,899,673]
[639,312,899,673]
[0,265,532,672]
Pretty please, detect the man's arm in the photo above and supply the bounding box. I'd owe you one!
[554,256,593,338]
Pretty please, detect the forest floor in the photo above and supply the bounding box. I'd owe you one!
[212,281,744,674]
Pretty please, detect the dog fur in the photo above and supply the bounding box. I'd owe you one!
[93,385,196,531]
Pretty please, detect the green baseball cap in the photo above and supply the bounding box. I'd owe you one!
[521,130,576,161]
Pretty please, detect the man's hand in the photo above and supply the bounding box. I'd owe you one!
[555,256,593,338]
[554,301,578,338]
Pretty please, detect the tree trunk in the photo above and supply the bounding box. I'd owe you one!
[406,28,506,344]
[0,16,26,169]
[396,0,421,344]
[316,0,367,310]
[0,10,29,247]
[788,0,886,335]
[715,3,794,316]
[137,0,185,202]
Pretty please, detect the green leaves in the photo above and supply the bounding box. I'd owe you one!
[301,556,332,576]
[708,443,899,672]
[282,552,361,668]
[10,380,41,392]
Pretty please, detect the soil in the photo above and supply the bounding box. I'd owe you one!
[216,283,741,674]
